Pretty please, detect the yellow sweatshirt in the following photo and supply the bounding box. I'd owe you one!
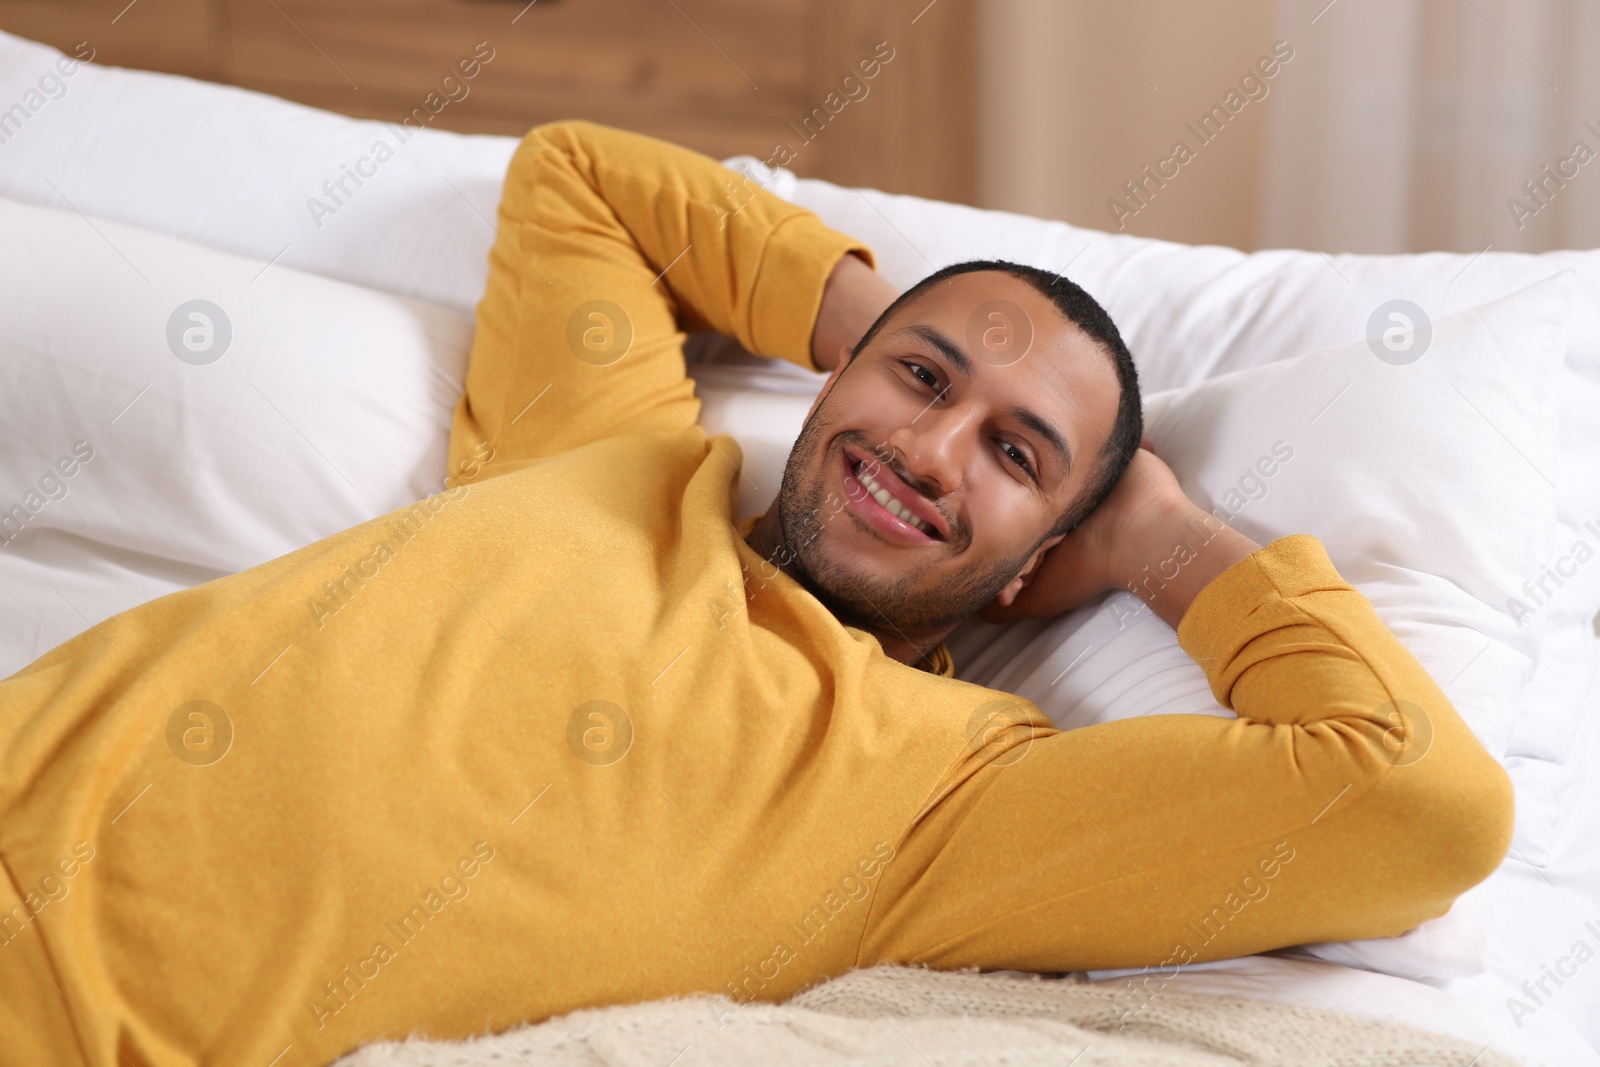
[0,120,1513,1067]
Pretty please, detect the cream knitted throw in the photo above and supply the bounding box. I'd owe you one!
[334,964,1523,1066]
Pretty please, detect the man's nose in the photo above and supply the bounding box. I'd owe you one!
[883,404,975,499]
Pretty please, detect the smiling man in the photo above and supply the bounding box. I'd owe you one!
[0,119,1514,1067]
[744,258,1139,667]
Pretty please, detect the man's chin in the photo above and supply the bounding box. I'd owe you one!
[787,504,1030,636]
[776,519,897,624]
[772,426,986,634]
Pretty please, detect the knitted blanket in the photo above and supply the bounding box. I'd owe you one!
[334,964,1523,1066]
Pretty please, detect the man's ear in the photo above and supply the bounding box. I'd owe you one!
[993,532,1066,608]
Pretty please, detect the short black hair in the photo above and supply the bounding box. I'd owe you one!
[849,259,1143,537]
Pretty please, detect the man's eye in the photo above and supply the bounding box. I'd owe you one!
[1000,441,1034,476]
[903,361,938,388]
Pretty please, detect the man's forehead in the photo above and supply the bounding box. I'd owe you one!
[894,272,1093,350]
[882,274,1109,381]
[874,276,1120,482]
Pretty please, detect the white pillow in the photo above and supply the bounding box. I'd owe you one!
[0,30,516,316]
[1273,884,1487,984]
[0,196,469,675]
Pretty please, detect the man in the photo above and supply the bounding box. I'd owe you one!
[0,120,1511,1067]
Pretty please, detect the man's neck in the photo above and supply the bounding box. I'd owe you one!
[744,510,955,669]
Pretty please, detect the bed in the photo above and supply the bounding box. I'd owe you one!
[1,28,1596,1067]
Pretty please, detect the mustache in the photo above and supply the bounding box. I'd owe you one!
[840,433,963,545]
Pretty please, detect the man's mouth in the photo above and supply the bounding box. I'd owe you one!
[841,448,946,542]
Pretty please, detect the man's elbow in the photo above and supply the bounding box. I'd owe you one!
[1395,745,1515,904]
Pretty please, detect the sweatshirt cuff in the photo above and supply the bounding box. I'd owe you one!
[749,212,876,372]
[1174,533,1349,702]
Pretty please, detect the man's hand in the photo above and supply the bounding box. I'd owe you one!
[982,439,1262,630]
[812,252,900,372]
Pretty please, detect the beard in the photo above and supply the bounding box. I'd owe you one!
[773,393,1042,636]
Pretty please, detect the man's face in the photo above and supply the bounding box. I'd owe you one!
[773,271,1123,635]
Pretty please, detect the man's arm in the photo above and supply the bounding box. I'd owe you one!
[858,452,1515,973]
[447,120,877,483]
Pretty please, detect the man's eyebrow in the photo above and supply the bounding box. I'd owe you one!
[890,323,1072,478]
[890,324,973,380]
[1011,406,1072,478]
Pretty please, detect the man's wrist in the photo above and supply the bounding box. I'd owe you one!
[1111,499,1261,630]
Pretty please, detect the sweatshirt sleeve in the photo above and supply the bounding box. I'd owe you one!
[446,119,874,481]
[857,533,1515,973]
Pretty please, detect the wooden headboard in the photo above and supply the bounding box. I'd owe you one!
[0,0,976,203]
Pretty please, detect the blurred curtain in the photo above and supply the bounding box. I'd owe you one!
[1260,0,1600,253]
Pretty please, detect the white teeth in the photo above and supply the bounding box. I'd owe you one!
[855,461,932,534]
